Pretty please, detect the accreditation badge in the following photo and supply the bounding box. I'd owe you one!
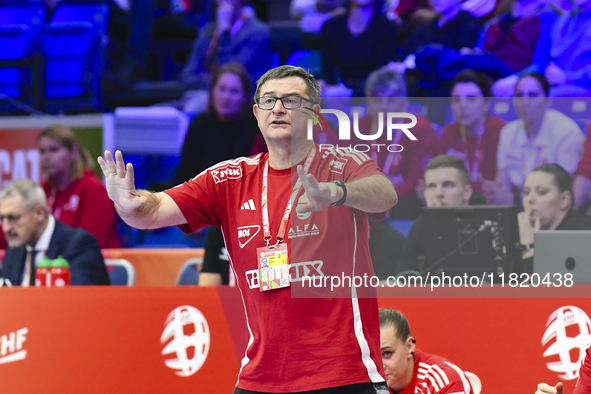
[257,243,290,291]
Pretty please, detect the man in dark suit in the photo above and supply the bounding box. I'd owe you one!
[0,178,110,286]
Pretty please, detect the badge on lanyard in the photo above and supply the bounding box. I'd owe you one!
[257,243,289,291]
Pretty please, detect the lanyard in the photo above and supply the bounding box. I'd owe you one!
[461,126,485,183]
[261,147,316,248]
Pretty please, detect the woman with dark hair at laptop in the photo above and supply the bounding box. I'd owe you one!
[515,164,591,274]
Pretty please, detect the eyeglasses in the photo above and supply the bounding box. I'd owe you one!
[256,95,315,110]
[0,213,24,225]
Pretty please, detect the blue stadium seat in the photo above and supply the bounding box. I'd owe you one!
[176,258,202,285]
[105,259,136,286]
[40,3,109,112]
[286,50,322,76]
[0,5,45,108]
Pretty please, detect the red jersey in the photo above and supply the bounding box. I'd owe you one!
[354,114,438,198]
[165,148,386,392]
[0,231,6,249]
[575,123,591,181]
[574,344,591,394]
[43,169,121,249]
[438,115,505,193]
[397,350,474,394]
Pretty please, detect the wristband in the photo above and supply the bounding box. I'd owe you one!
[330,180,347,207]
[520,243,534,252]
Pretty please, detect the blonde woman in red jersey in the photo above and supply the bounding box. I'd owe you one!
[37,125,121,248]
[380,309,475,394]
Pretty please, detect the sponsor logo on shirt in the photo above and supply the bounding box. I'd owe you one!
[211,165,242,184]
[238,225,260,248]
[296,195,311,220]
[291,261,324,282]
[240,199,256,211]
[64,194,79,211]
[243,260,325,289]
[288,223,319,238]
[328,157,348,174]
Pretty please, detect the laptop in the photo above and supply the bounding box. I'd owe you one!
[534,231,591,284]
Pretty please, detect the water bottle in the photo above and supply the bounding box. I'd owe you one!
[50,256,70,287]
[35,256,52,287]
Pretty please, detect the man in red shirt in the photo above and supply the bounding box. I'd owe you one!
[439,70,505,196]
[98,66,397,393]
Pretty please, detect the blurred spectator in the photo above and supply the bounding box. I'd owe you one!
[487,0,558,97]
[155,62,260,191]
[493,0,591,97]
[479,0,557,75]
[400,0,481,60]
[37,125,122,248]
[439,70,505,195]
[320,0,398,96]
[395,155,475,275]
[0,179,110,286]
[544,0,591,96]
[379,308,474,394]
[179,0,271,92]
[574,122,591,213]
[515,164,591,274]
[359,66,438,219]
[484,73,584,205]
[290,0,346,33]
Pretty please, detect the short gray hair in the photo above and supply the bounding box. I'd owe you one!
[365,66,407,97]
[0,178,48,210]
[254,65,321,104]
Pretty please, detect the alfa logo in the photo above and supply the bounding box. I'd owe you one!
[542,306,591,380]
[161,306,210,377]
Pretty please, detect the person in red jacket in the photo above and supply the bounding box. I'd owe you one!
[380,308,475,394]
[37,125,121,248]
[574,122,591,213]
[439,69,505,196]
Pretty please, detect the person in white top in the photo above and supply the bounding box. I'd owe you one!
[483,73,584,205]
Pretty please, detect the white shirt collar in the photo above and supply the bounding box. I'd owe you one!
[28,215,55,253]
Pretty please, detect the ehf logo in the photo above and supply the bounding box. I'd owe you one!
[161,306,210,377]
[542,306,591,380]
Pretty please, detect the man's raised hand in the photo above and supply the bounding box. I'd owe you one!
[295,165,344,213]
[97,150,146,213]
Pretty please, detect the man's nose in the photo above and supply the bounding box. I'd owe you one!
[273,99,287,113]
